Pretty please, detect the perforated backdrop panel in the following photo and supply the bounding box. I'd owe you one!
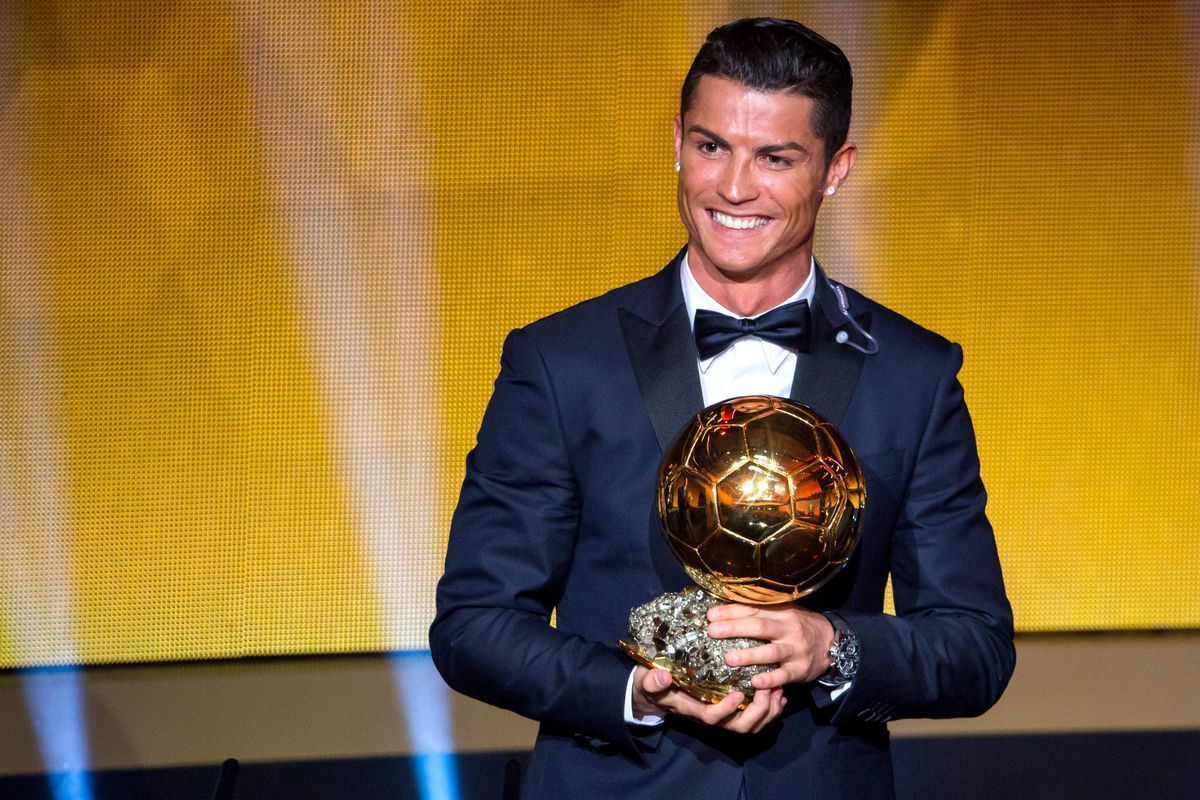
[1,2,1197,667]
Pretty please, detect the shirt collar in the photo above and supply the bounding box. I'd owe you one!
[680,252,816,373]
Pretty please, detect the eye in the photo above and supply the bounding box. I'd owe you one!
[763,154,791,168]
[698,141,721,155]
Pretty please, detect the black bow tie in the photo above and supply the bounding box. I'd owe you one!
[693,300,812,361]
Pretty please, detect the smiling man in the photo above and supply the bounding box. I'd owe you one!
[431,18,1015,800]
[674,76,854,317]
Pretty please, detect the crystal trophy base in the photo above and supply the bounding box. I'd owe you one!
[618,586,777,708]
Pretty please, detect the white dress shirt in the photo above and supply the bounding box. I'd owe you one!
[682,253,815,407]
[624,253,817,726]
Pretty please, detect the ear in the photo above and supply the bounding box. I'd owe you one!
[825,141,858,191]
[673,115,683,165]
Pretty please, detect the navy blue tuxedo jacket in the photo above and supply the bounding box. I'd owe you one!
[430,251,1015,799]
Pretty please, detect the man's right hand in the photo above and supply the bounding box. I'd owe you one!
[631,665,785,734]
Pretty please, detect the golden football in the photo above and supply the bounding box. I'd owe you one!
[658,395,864,604]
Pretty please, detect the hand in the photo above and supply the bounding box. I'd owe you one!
[631,665,785,734]
[706,603,836,691]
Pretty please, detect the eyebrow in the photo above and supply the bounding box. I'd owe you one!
[687,125,811,157]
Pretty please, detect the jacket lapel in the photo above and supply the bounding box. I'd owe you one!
[619,251,704,596]
[619,250,705,453]
[789,260,871,426]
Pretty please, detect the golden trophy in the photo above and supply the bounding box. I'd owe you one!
[619,396,864,705]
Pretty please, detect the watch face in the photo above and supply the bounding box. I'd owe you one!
[820,615,860,685]
[833,632,860,680]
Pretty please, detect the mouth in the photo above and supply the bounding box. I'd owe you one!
[708,209,771,231]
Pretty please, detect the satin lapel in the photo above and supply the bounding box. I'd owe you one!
[619,288,704,454]
[790,264,869,425]
[620,254,703,595]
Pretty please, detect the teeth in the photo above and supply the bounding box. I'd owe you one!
[712,210,769,230]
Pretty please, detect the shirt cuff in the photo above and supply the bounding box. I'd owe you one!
[624,666,666,727]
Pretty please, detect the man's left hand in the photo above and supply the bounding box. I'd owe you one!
[706,603,836,690]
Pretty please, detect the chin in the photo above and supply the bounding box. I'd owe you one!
[699,246,774,277]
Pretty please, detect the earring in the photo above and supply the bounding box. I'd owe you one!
[826,185,837,196]
[675,162,681,173]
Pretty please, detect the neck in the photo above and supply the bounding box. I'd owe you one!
[686,247,813,317]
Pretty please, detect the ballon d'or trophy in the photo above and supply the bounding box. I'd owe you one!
[619,396,865,706]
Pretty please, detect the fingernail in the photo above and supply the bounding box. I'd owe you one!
[655,670,671,688]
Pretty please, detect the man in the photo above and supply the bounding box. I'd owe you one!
[430,17,1014,799]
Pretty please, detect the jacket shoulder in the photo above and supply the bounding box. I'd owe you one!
[515,272,663,349]
[843,284,959,362]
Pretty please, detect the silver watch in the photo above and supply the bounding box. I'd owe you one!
[817,613,860,688]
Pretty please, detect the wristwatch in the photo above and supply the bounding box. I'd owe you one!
[817,613,860,688]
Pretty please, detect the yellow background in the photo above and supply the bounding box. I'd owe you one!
[2,0,1197,667]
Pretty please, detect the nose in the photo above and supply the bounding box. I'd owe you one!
[718,155,757,204]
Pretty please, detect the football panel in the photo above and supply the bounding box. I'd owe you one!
[743,410,819,476]
[759,521,827,588]
[790,465,844,526]
[696,527,761,583]
[715,462,793,543]
[820,506,861,563]
[689,422,750,482]
[661,467,719,549]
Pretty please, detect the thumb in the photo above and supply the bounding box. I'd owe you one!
[646,668,673,691]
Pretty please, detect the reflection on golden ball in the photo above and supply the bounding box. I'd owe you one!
[658,396,864,604]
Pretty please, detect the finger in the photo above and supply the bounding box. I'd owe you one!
[725,642,784,668]
[751,688,785,733]
[649,691,694,717]
[727,687,774,734]
[654,684,732,721]
[630,667,675,718]
[744,690,782,738]
[706,603,760,621]
[750,665,802,690]
[708,600,799,622]
[708,616,779,641]
[697,691,745,727]
[770,686,784,719]
[640,666,674,696]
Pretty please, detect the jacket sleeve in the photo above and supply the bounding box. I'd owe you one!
[429,327,644,756]
[826,343,1016,725]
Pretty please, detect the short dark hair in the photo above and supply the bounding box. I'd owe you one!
[680,18,853,167]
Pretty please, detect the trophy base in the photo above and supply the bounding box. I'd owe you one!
[618,639,753,710]
[619,586,775,709]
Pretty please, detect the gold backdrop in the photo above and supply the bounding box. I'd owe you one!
[1,0,1197,667]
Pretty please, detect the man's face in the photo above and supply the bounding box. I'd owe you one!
[674,75,852,283]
